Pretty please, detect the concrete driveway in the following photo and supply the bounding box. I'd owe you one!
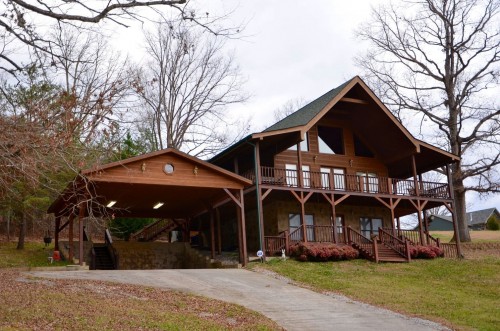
[29,269,448,331]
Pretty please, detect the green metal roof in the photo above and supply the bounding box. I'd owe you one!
[263,78,354,132]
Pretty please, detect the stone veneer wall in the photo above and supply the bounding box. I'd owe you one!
[113,241,214,269]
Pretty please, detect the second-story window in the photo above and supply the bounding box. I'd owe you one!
[288,132,309,151]
[318,126,344,154]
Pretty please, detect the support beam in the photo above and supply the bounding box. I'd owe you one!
[216,208,222,255]
[68,214,75,262]
[237,189,248,266]
[54,216,61,251]
[411,154,420,196]
[210,209,215,260]
[78,203,85,266]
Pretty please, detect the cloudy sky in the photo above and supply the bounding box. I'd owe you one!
[113,0,498,212]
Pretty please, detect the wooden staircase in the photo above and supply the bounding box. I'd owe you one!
[92,244,115,270]
[376,243,408,262]
[130,219,184,242]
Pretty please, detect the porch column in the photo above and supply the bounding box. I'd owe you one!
[330,193,338,243]
[300,192,307,242]
[417,208,425,245]
[411,154,420,196]
[216,208,222,255]
[237,189,248,266]
[78,203,85,266]
[54,215,61,251]
[423,210,430,245]
[68,213,75,262]
[396,217,401,236]
[254,141,265,253]
[210,208,215,260]
[296,138,304,188]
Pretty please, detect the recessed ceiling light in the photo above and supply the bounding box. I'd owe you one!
[153,202,164,209]
[107,200,117,208]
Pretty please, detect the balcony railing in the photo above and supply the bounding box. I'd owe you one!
[242,166,450,199]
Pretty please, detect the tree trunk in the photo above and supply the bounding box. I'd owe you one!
[452,165,471,242]
[17,214,26,250]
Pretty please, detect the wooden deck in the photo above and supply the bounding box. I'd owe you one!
[243,166,450,199]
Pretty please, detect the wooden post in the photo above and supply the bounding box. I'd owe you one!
[216,208,222,255]
[238,189,248,266]
[284,230,290,255]
[68,213,75,262]
[78,203,85,266]
[330,193,338,243]
[417,209,425,245]
[54,216,61,251]
[411,154,420,196]
[397,217,401,237]
[210,208,215,260]
[373,239,379,263]
[297,139,303,188]
[254,141,265,254]
[300,191,307,242]
[446,164,462,258]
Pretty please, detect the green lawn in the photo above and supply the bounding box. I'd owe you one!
[0,241,69,268]
[254,256,500,331]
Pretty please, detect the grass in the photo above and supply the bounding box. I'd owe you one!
[253,255,500,331]
[0,241,69,268]
[430,230,500,243]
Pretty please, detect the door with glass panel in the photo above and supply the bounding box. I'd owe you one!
[320,168,345,190]
[356,172,378,193]
[286,164,310,188]
[359,217,383,238]
[289,214,314,241]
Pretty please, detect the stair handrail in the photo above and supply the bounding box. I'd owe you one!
[104,228,118,269]
[424,231,441,247]
[130,219,165,240]
[130,219,176,241]
[288,226,304,244]
[378,227,411,261]
[347,226,377,261]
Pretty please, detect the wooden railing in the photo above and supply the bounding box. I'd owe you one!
[264,231,289,256]
[105,228,118,269]
[243,167,450,199]
[346,226,378,262]
[383,228,422,245]
[378,228,411,261]
[130,218,179,242]
[440,243,458,258]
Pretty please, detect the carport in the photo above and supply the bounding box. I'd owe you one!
[47,148,251,267]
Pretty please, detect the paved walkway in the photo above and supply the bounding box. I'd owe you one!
[29,269,448,331]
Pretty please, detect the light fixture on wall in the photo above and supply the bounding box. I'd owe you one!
[193,166,198,175]
[106,200,117,208]
[141,162,146,172]
[349,159,353,167]
[153,202,164,209]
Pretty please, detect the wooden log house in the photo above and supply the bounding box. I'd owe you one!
[48,76,461,267]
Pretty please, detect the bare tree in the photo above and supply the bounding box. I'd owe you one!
[273,98,308,122]
[133,20,248,157]
[0,0,236,76]
[356,0,500,242]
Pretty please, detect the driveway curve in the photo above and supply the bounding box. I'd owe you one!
[29,269,448,331]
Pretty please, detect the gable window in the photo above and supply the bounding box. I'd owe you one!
[288,133,309,152]
[318,126,344,154]
[354,134,374,157]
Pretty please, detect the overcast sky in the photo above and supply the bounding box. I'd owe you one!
[114,0,498,212]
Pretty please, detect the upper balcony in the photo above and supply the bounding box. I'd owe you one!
[242,166,451,200]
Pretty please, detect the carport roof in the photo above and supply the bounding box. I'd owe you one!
[48,148,251,219]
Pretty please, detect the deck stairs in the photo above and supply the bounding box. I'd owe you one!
[130,218,183,242]
[375,243,408,262]
[92,244,115,270]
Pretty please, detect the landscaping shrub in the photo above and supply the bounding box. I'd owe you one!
[289,242,359,262]
[409,245,444,259]
[486,216,499,230]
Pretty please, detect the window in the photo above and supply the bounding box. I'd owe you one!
[356,172,379,193]
[320,168,346,190]
[288,133,309,151]
[318,126,344,154]
[359,217,383,238]
[354,134,374,157]
[289,214,314,241]
[285,164,310,187]
[335,215,344,234]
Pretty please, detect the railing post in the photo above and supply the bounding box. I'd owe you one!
[436,237,441,248]
[373,240,379,263]
[405,239,411,262]
[285,230,290,255]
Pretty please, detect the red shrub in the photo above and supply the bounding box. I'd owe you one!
[409,245,444,259]
[289,242,359,262]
